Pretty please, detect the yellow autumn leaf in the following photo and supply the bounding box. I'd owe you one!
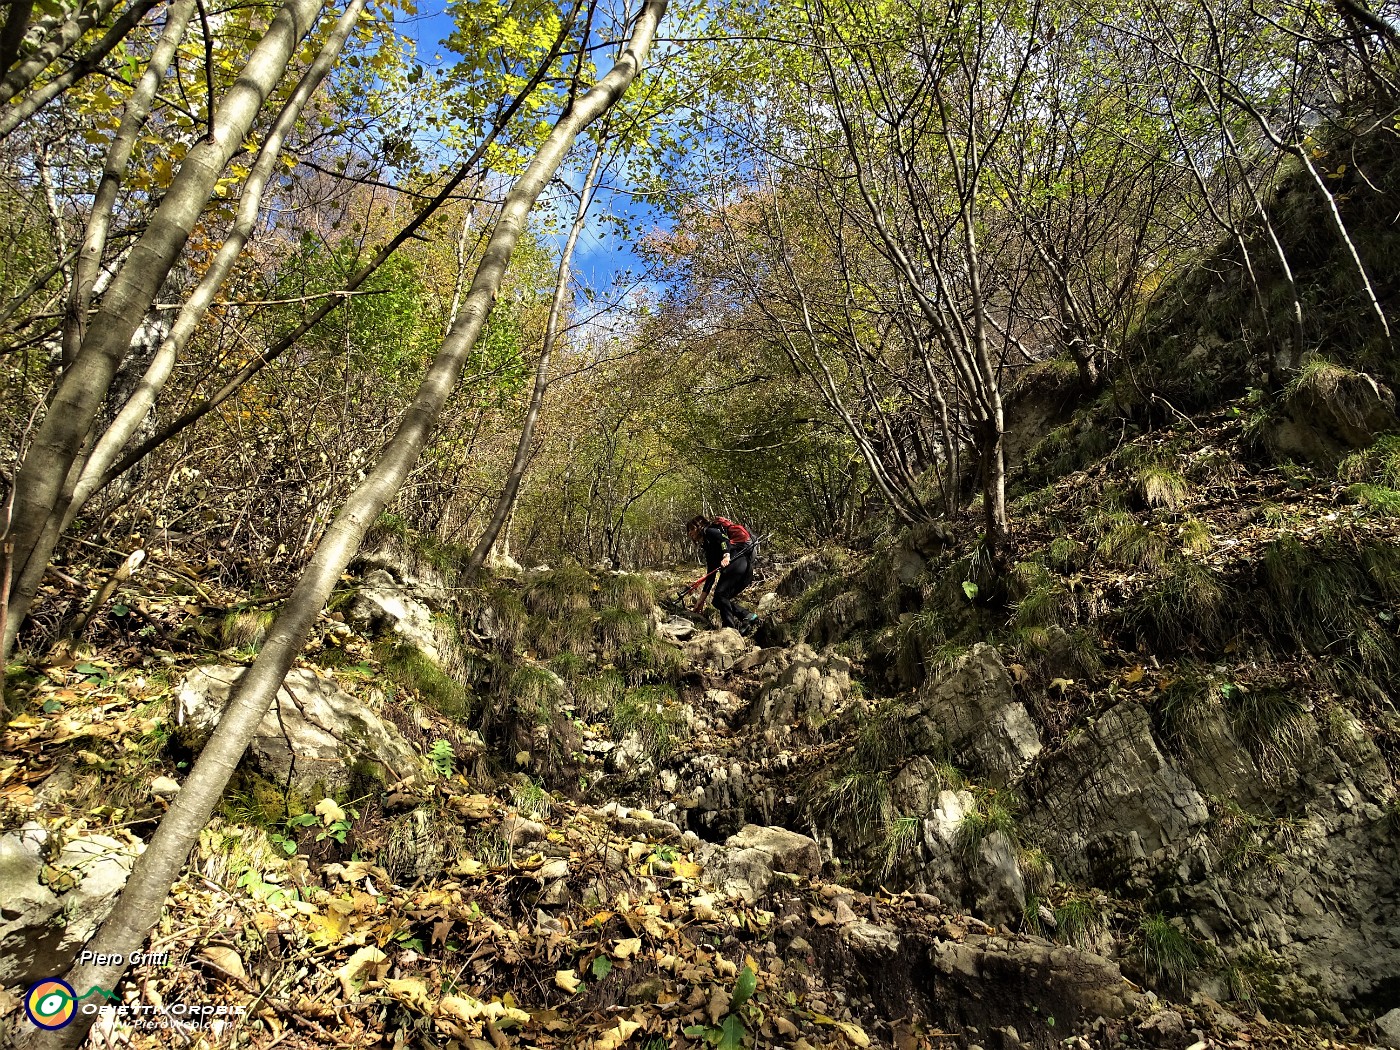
[612,937,642,959]
[591,1018,641,1049]
[315,797,346,825]
[383,977,432,1013]
[555,969,582,994]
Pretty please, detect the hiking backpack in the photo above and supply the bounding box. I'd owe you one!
[713,516,754,554]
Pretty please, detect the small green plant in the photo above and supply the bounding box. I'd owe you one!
[1136,464,1190,510]
[880,814,921,879]
[512,779,552,820]
[683,963,757,1049]
[1018,846,1053,895]
[1139,913,1201,989]
[619,634,685,685]
[956,791,1020,858]
[428,739,455,778]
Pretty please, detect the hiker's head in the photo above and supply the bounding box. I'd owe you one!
[684,515,708,543]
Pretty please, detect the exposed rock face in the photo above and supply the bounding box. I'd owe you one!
[699,824,822,902]
[683,628,754,672]
[750,644,851,740]
[932,934,1138,1026]
[1026,702,1208,880]
[907,643,1041,785]
[0,825,139,985]
[347,568,446,664]
[884,775,1027,929]
[175,665,423,792]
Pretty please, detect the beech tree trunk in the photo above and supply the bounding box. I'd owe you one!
[0,0,328,662]
[12,5,668,1046]
[466,132,610,573]
[60,0,369,531]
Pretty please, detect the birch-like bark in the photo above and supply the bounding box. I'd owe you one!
[0,2,35,76]
[467,132,609,572]
[0,0,125,106]
[88,6,580,494]
[60,0,368,531]
[0,0,163,140]
[1,0,328,661]
[13,8,666,1047]
[60,0,197,365]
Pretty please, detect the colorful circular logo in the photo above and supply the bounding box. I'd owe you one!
[25,979,77,1029]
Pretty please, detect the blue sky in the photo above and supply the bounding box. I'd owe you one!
[389,3,670,306]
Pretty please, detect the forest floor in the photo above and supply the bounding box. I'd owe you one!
[0,546,1386,1050]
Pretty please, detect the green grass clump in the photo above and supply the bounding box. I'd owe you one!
[1346,483,1400,517]
[1339,433,1400,487]
[1131,558,1225,651]
[811,770,890,841]
[619,634,685,685]
[548,651,588,685]
[376,641,471,720]
[1139,914,1202,989]
[1048,537,1084,572]
[597,607,650,659]
[1136,464,1190,510]
[879,814,921,879]
[612,685,686,765]
[1178,517,1212,554]
[1154,668,1216,753]
[524,564,593,618]
[956,791,1020,858]
[1221,683,1313,773]
[464,585,527,652]
[1054,891,1108,946]
[1098,522,1169,571]
[222,608,274,651]
[1285,355,1388,435]
[511,778,552,819]
[853,700,909,771]
[598,573,657,613]
[532,609,595,659]
[574,670,625,719]
[499,661,564,726]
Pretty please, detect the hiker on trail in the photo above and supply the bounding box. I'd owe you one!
[685,514,758,634]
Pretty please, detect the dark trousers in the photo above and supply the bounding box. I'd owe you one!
[712,554,753,630]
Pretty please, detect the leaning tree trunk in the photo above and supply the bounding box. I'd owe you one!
[59,0,369,532]
[0,0,328,662]
[466,130,610,573]
[12,5,668,1046]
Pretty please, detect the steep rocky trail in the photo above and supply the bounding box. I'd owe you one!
[0,539,1393,1049]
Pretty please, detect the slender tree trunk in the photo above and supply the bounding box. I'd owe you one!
[12,8,666,1047]
[59,0,197,364]
[0,2,34,76]
[1,0,328,662]
[0,0,163,140]
[0,0,125,106]
[467,132,609,573]
[60,0,368,531]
